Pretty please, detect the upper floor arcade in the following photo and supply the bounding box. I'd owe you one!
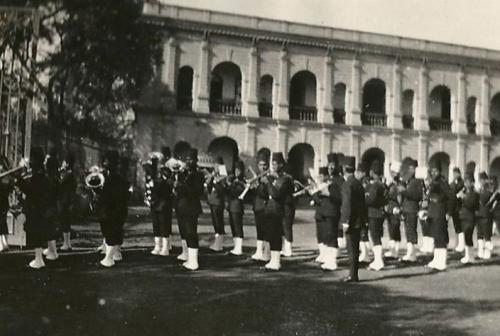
[142,1,500,138]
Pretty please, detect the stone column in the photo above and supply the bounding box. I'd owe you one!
[348,56,362,126]
[388,59,402,129]
[479,137,490,171]
[478,70,491,136]
[244,121,257,156]
[390,132,401,162]
[161,35,177,112]
[194,35,210,114]
[455,136,466,172]
[415,60,429,131]
[245,40,259,118]
[417,132,428,168]
[320,128,332,166]
[275,123,288,153]
[455,66,468,134]
[318,50,334,124]
[276,45,289,120]
[349,129,360,159]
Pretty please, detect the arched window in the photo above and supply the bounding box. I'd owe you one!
[177,66,194,111]
[258,75,273,118]
[429,85,451,132]
[466,97,477,135]
[287,143,315,183]
[334,83,346,124]
[208,136,239,172]
[362,78,386,127]
[490,93,500,136]
[361,147,385,174]
[402,89,414,129]
[289,71,317,121]
[209,62,242,115]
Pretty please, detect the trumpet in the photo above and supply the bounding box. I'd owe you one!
[293,181,330,198]
[238,170,269,200]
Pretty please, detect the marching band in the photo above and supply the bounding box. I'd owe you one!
[0,144,499,282]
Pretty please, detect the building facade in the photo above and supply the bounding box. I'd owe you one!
[137,2,500,183]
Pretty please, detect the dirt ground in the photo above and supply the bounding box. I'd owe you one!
[1,207,500,336]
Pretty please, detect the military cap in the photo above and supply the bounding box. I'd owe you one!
[272,152,285,164]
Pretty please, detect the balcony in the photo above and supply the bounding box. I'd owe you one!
[467,122,476,135]
[402,115,414,129]
[428,117,452,132]
[258,102,273,118]
[210,99,241,115]
[491,119,500,136]
[176,96,192,111]
[289,106,317,122]
[361,112,387,127]
[333,108,346,124]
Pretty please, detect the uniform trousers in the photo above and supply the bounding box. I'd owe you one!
[402,212,418,244]
[282,206,295,242]
[451,212,462,234]
[368,217,384,246]
[25,214,47,249]
[100,216,125,246]
[477,217,493,241]
[210,206,225,235]
[59,207,73,233]
[316,216,339,248]
[46,206,59,241]
[461,218,475,246]
[346,226,361,281]
[151,208,172,237]
[229,211,243,238]
[387,214,401,242]
[360,225,369,242]
[0,211,7,235]
[421,217,432,237]
[254,211,266,241]
[265,213,283,251]
[177,212,199,248]
[429,216,449,249]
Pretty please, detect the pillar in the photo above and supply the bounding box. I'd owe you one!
[245,40,259,118]
[455,66,468,134]
[478,70,491,136]
[417,132,428,168]
[320,128,332,166]
[349,129,360,159]
[455,136,466,172]
[161,35,177,112]
[388,59,402,129]
[415,59,429,131]
[244,121,257,156]
[318,50,334,124]
[276,45,289,120]
[348,55,362,126]
[479,137,490,172]
[194,35,210,114]
[275,123,288,153]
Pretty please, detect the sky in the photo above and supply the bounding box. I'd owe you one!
[159,0,500,51]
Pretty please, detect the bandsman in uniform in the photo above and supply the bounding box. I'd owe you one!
[385,161,403,258]
[327,153,346,249]
[399,158,423,262]
[457,170,479,264]
[98,151,130,267]
[426,162,452,271]
[251,151,271,261]
[488,176,500,241]
[0,156,13,252]
[355,162,371,263]
[225,160,246,256]
[365,160,388,271]
[281,162,296,257]
[340,156,367,282]
[449,167,465,252]
[59,154,78,251]
[263,152,294,270]
[207,157,226,252]
[173,148,205,270]
[43,154,61,261]
[477,172,493,259]
[419,174,434,254]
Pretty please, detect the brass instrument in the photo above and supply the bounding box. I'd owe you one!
[486,189,500,210]
[0,157,30,180]
[0,165,26,179]
[84,165,106,212]
[238,170,269,200]
[293,181,330,198]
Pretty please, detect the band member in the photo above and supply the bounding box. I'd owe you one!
[312,167,327,264]
[365,160,388,271]
[426,162,451,271]
[18,147,50,269]
[355,162,371,263]
[400,158,423,262]
[282,162,296,257]
[477,172,493,259]
[340,156,368,282]
[207,157,226,252]
[263,152,294,270]
[419,174,434,253]
[0,156,12,252]
[98,151,130,267]
[457,171,479,264]
[226,160,246,256]
[488,176,500,241]
[173,148,204,270]
[150,149,174,256]
[251,151,270,261]
[59,154,78,251]
[385,161,402,258]
[327,153,345,249]
[449,167,465,252]
[44,154,61,261]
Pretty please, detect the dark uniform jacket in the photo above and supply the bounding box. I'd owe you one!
[0,181,12,214]
[402,176,423,214]
[478,186,493,219]
[174,168,204,216]
[18,170,51,229]
[386,178,402,215]
[265,172,294,217]
[459,189,479,221]
[226,175,246,213]
[489,191,500,219]
[316,175,343,218]
[206,176,225,208]
[365,180,388,219]
[59,171,77,214]
[427,176,451,220]
[252,178,268,214]
[98,172,130,222]
[340,175,367,229]
[449,177,465,214]
[150,171,174,213]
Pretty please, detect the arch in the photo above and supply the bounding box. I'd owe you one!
[176,66,193,111]
[289,70,317,121]
[173,141,191,160]
[207,136,239,172]
[402,89,415,129]
[361,147,385,172]
[429,85,451,131]
[334,82,347,124]
[489,93,500,136]
[258,75,273,118]
[428,152,451,180]
[287,143,315,183]
[490,157,500,178]
[209,62,242,115]
[362,78,386,126]
[466,96,477,134]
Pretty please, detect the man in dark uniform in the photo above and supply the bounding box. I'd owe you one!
[400,158,423,262]
[98,151,130,267]
[340,156,367,282]
[263,152,294,270]
[281,162,296,257]
[365,160,388,271]
[207,157,226,252]
[251,151,270,261]
[59,154,78,251]
[385,161,403,258]
[477,172,493,259]
[327,153,346,249]
[173,148,204,270]
[226,160,246,256]
[426,162,451,271]
[355,162,371,263]
[44,154,61,261]
[457,171,479,264]
[449,167,465,252]
[0,155,12,252]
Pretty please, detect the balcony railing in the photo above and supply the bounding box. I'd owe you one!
[361,112,387,127]
[289,106,317,122]
[333,108,346,124]
[177,96,192,111]
[491,119,500,136]
[210,99,241,115]
[467,122,476,135]
[428,117,452,132]
[258,102,273,118]
[402,115,414,129]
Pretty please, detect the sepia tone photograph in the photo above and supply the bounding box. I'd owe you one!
[1,0,500,335]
